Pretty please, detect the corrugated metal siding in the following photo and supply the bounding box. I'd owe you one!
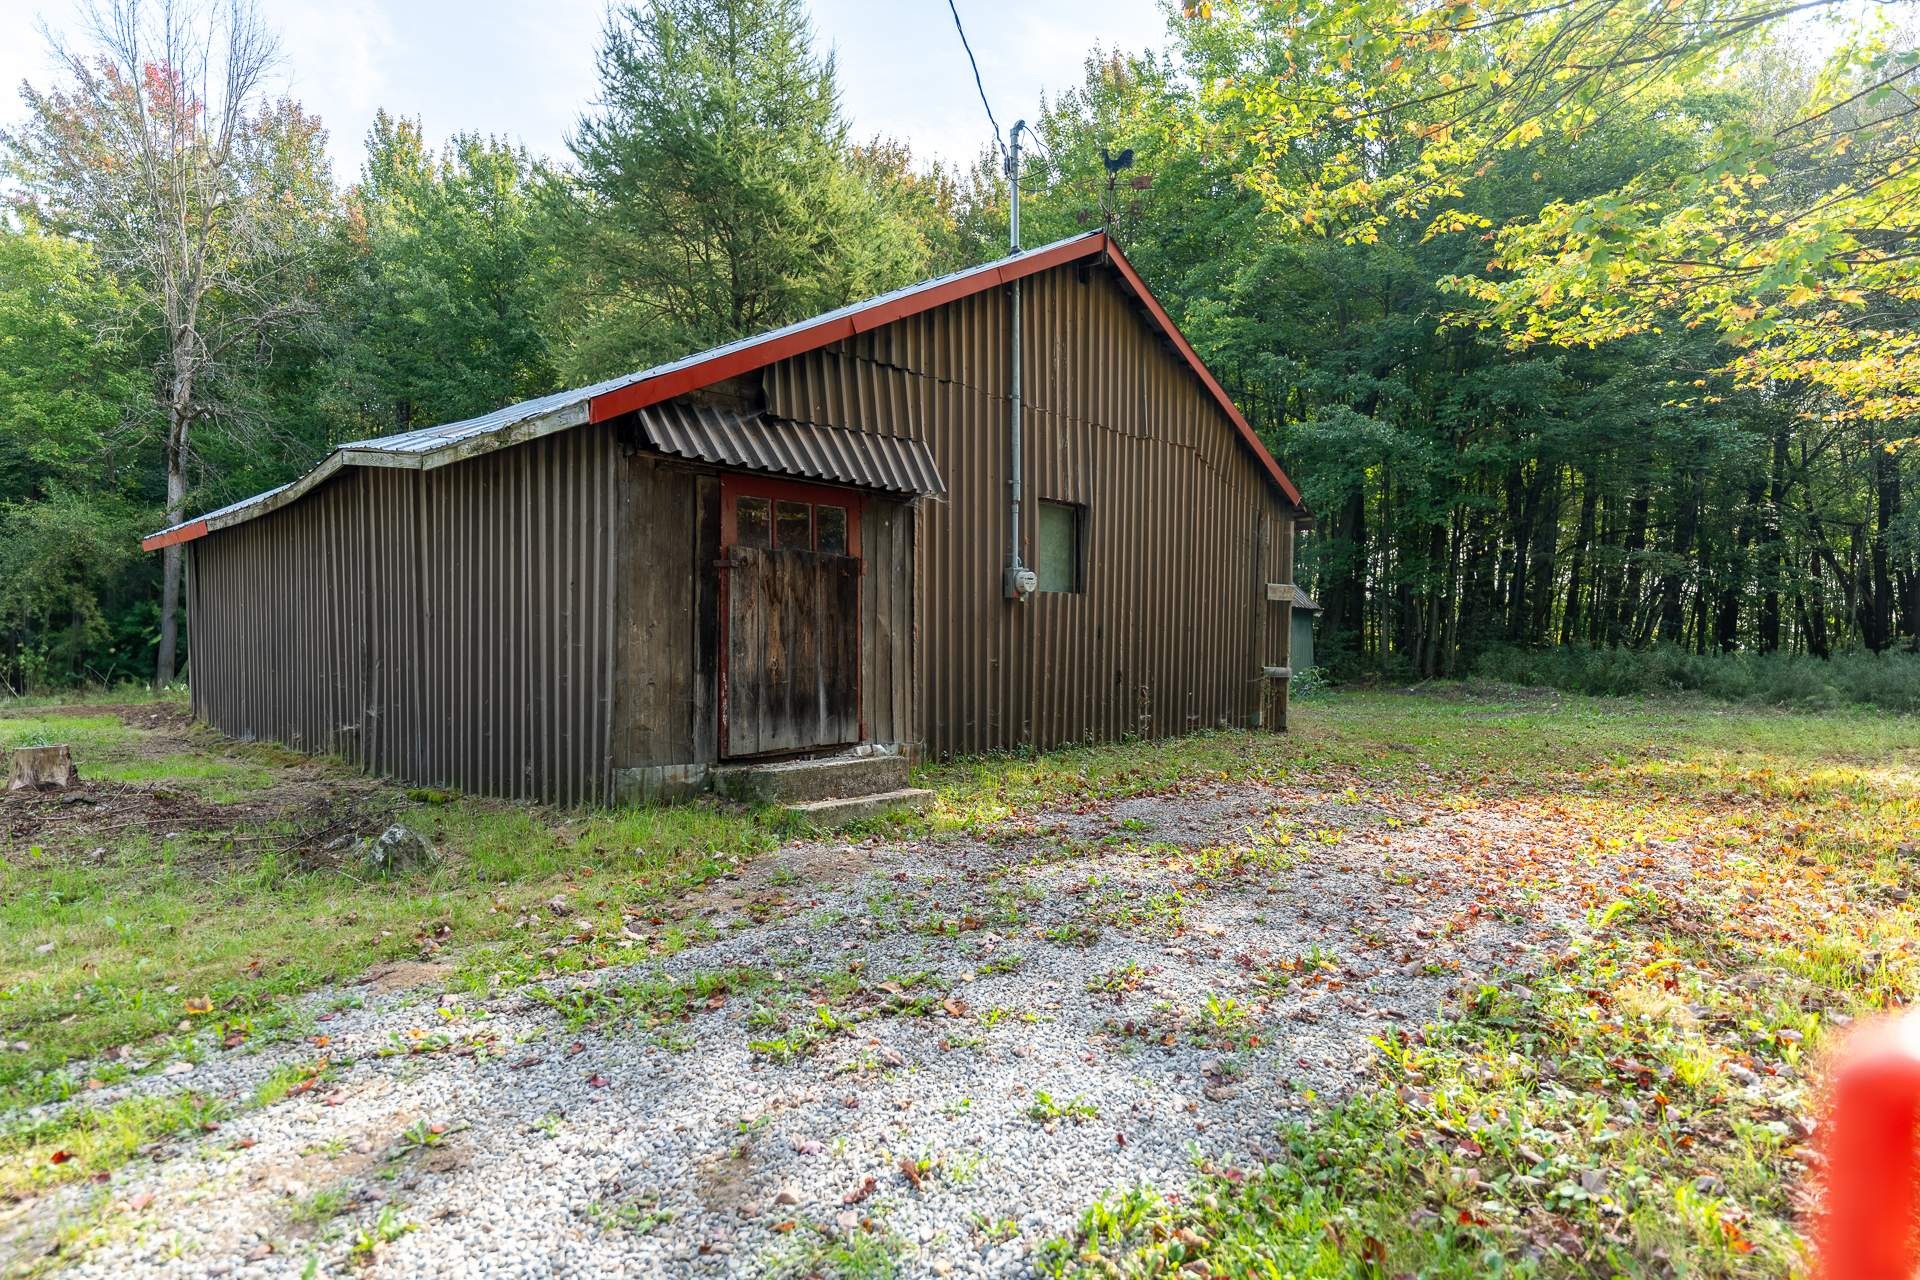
[187,428,620,804]
[763,260,1293,759]
[637,400,945,497]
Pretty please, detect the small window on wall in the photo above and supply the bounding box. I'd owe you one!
[1036,501,1084,594]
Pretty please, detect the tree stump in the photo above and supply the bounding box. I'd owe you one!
[7,745,79,792]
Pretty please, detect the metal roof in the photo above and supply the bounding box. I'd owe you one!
[144,229,1302,551]
[638,401,944,497]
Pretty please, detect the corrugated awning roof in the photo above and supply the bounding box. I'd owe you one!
[144,229,1303,551]
[638,401,944,497]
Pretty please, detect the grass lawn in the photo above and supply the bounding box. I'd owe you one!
[2,684,1915,1276]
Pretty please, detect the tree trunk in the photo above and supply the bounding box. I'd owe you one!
[1506,466,1545,643]
[1759,425,1788,652]
[1561,474,1596,646]
[1320,486,1369,666]
[1869,441,1898,652]
[1615,494,1649,646]
[1716,476,1763,652]
[1807,546,1830,657]
[1527,472,1562,644]
[1658,479,1698,645]
[154,407,190,687]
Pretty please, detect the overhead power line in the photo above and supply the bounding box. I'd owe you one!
[946,0,1005,162]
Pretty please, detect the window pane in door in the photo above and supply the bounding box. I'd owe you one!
[736,496,771,549]
[815,505,847,554]
[774,500,812,549]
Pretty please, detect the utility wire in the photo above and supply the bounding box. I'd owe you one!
[946,0,1006,162]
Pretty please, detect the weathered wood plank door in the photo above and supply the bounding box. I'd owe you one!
[719,477,863,758]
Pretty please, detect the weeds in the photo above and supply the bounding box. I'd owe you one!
[1027,1091,1099,1125]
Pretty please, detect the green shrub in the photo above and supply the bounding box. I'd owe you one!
[1473,643,1920,713]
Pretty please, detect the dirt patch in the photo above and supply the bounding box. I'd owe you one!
[0,781,239,852]
[17,702,194,731]
[358,960,454,994]
[2,695,404,861]
[691,1150,759,1216]
[1400,678,1568,703]
[675,838,878,919]
[0,778,400,865]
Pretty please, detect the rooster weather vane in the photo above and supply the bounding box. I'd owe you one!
[1093,145,1148,234]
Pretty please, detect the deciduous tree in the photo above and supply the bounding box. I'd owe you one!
[4,0,334,686]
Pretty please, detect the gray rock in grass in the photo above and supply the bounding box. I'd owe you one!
[359,823,441,876]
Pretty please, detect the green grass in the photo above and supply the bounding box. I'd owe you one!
[0,685,184,712]
[0,1090,227,1199]
[290,1182,352,1225]
[767,1220,906,1278]
[0,714,135,757]
[2,767,782,1106]
[1035,693,1918,1279]
[90,755,277,799]
[1475,641,1920,712]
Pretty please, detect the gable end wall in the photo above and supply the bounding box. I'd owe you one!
[761,260,1296,757]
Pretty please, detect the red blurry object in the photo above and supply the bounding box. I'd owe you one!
[1820,1014,1920,1279]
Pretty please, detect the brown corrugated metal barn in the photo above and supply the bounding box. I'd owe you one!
[144,231,1309,809]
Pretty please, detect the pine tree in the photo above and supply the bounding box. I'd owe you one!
[551,0,927,379]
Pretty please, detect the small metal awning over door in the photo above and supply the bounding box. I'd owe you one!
[636,400,946,498]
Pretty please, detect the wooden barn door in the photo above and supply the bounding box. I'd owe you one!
[719,476,864,758]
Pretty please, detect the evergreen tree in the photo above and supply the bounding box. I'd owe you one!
[551,0,931,379]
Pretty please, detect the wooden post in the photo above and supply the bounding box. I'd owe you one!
[1263,666,1291,732]
[1262,578,1295,732]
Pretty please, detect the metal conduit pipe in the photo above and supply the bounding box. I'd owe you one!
[1003,119,1037,602]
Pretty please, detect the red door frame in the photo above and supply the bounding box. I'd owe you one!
[717,474,866,758]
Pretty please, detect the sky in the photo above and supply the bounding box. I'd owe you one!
[0,0,1173,182]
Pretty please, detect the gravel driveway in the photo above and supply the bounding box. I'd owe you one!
[29,776,1577,1278]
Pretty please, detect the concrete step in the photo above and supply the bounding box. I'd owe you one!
[783,787,934,828]
[712,753,910,805]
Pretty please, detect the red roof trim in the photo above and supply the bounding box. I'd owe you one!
[142,520,207,553]
[587,230,1305,510]
[585,234,1101,425]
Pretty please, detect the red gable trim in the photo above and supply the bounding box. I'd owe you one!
[587,231,1304,511]
[142,520,207,553]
